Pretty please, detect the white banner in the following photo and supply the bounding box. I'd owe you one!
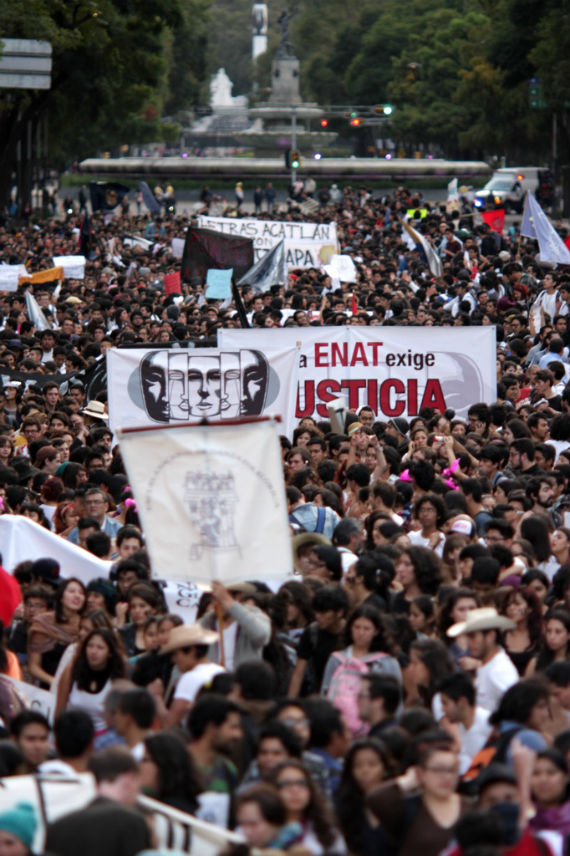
[52,255,86,280]
[0,263,27,292]
[0,515,112,583]
[107,344,300,438]
[219,326,497,423]
[6,675,55,723]
[117,419,293,586]
[196,214,338,268]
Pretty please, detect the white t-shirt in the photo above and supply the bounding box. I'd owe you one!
[476,648,518,713]
[407,528,445,557]
[458,706,492,774]
[174,662,225,704]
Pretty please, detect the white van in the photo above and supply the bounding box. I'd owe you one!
[473,167,554,213]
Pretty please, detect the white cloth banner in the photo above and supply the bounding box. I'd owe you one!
[0,515,112,583]
[117,419,293,586]
[6,675,55,723]
[0,263,27,292]
[52,255,86,279]
[106,343,300,437]
[219,326,497,423]
[196,215,338,268]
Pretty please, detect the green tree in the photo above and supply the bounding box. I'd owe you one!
[0,0,202,209]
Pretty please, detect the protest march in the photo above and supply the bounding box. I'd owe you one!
[2,183,570,856]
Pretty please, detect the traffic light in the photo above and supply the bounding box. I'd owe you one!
[291,150,300,169]
[529,77,545,109]
[350,117,361,126]
[375,104,394,115]
[320,118,328,128]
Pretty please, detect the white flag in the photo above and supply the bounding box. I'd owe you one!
[447,177,458,200]
[25,289,50,331]
[0,515,111,583]
[118,419,293,586]
[520,193,570,265]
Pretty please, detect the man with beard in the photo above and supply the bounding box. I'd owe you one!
[187,694,244,829]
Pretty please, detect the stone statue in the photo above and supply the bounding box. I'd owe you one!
[210,68,233,109]
[277,9,293,57]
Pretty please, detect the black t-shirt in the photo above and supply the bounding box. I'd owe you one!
[297,622,344,694]
[390,591,410,615]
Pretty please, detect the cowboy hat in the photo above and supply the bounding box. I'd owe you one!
[227,582,257,596]
[292,531,331,574]
[447,607,515,638]
[160,624,218,655]
[80,400,109,421]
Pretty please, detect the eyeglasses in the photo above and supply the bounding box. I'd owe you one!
[280,717,309,729]
[277,779,310,789]
[423,766,459,776]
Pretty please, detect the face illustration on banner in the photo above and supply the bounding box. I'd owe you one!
[187,355,222,417]
[139,349,270,422]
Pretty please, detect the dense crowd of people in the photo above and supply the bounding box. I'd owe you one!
[1,185,570,856]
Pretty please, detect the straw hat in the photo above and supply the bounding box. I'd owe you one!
[160,624,218,655]
[292,531,331,574]
[80,400,109,421]
[447,607,515,638]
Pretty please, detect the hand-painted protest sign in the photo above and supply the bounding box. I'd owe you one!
[107,344,299,436]
[219,327,497,423]
[196,215,338,268]
[118,419,292,586]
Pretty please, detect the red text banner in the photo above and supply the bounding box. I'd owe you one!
[218,327,497,427]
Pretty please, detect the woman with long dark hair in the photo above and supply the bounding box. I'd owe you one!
[500,587,543,676]
[528,609,570,675]
[55,628,126,736]
[344,553,394,613]
[321,604,402,695]
[368,743,466,856]
[321,604,401,737]
[530,748,570,838]
[407,493,446,557]
[269,760,345,855]
[27,577,86,688]
[437,587,480,666]
[365,513,402,550]
[392,546,442,615]
[520,514,555,576]
[139,732,202,814]
[336,738,394,856]
[119,582,164,657]
[408,638,455,712]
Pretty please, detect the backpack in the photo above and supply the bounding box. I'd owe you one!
[460,725,523,795]
[326,651,388,736]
